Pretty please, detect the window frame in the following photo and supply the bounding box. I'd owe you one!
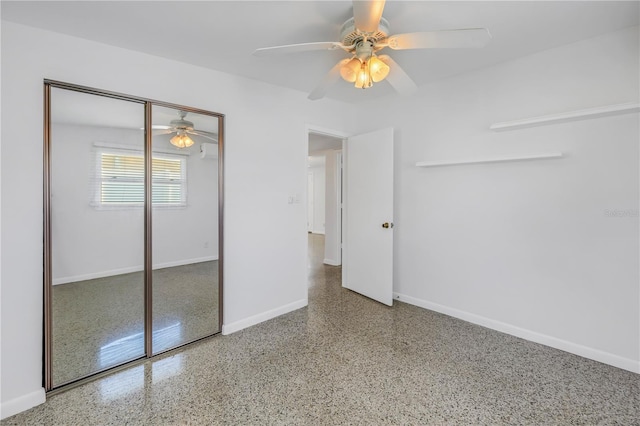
[92,145,188,209]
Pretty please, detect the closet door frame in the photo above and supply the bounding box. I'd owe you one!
[43,80,224,392]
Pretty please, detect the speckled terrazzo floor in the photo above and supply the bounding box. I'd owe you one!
[3,234,638,424]
[52,261,219,386]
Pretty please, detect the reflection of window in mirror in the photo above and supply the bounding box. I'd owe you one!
[90,144,188,209]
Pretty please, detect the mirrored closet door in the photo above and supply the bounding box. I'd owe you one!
[48,87,146,387]
[151,105,220,354]
[44,81,223,391]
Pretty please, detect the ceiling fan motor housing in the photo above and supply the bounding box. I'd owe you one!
[170,110,195,131]
[340,17,389,51]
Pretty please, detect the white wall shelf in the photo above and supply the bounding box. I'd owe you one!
[416,152,563,168]
[490,102,640,131]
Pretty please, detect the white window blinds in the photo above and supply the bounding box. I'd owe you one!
[151,156,185,206]
[98,151,186,207]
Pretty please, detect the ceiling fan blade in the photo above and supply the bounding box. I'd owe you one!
[387,28,491,50]
[153,129,174,135]
[189,128,216,137]
[353,0,386,33]
[253,42,344,56]
[189,130,218,142]
[378,55,417,96]
[308,59,351,101]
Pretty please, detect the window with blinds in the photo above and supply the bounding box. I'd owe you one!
[98,151,186,207]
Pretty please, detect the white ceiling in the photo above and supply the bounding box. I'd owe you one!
[309,132,343,154]
[50,86,219,132]
[3,1,638,103]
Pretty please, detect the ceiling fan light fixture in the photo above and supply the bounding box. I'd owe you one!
[354,61,373,89]
[255,1,491,100]
[368,55,390,83]
[170,131,194,149]
[340,58,361,83]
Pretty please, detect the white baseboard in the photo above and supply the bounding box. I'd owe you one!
[323,258,341,266]
[153,256,218,270]
[394,292,640,374]
[222,298,308,335]
[0,388,45,420]
[54,265,142,285]
[53,256,218,285]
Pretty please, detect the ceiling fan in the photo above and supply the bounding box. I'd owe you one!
[253,0,491,100]
[153,110,218,148]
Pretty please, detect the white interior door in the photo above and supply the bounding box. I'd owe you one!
[342,128,394,306]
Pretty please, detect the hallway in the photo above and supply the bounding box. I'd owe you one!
[307,232,341,287]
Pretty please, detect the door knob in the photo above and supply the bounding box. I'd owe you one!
[382,222,394,229]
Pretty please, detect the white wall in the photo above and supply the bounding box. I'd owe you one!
[323,150,342,266]
[356,26,640,372]
[153,139,219,268]
[0,21,356,417]
[308,162,326,234]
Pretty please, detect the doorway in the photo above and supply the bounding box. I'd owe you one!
[307,130,344,290]
[306,126,395,306]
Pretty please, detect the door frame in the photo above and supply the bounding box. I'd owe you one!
[307,171,314,232]
[328,150,343,266]
[304,124,348,281]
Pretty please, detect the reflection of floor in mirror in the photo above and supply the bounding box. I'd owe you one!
[52,261,219,387]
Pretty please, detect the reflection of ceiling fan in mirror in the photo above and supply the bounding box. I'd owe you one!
[253,0,491,100]
[153,110,218,148]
